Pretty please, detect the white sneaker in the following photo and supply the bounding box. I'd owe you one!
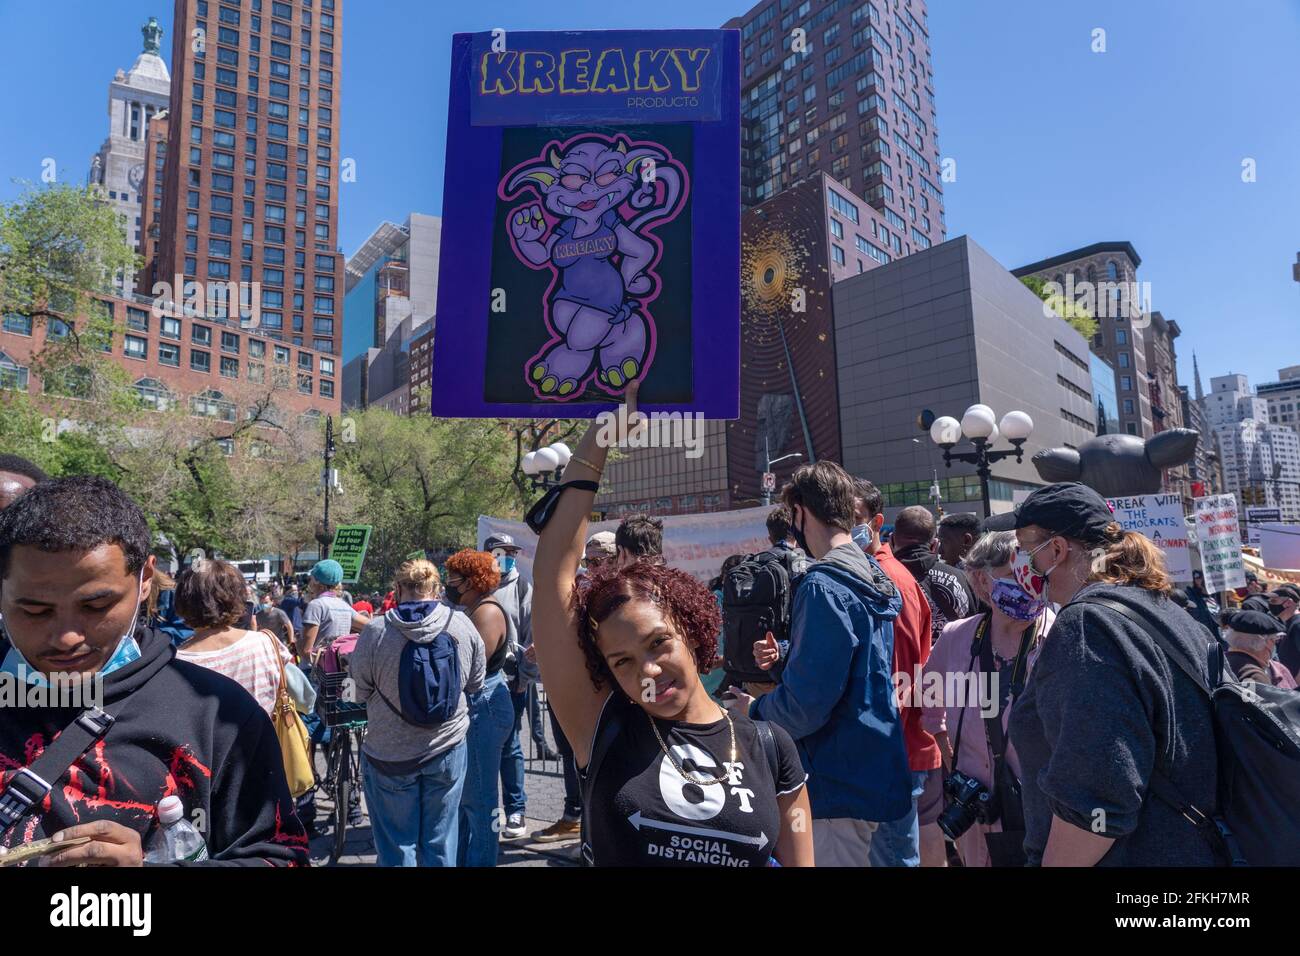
[502,812,527,839]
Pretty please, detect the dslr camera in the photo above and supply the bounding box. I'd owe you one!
[937,770,998,840]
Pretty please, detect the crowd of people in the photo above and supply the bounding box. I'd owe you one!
[0,408,1296,868]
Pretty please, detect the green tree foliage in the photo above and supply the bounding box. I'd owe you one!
[1020,274,1098,340]
[0,182,138,327]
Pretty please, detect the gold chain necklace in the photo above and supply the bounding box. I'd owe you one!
[647,706,737,786]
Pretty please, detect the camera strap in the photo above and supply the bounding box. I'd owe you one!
[978,621,1036,835]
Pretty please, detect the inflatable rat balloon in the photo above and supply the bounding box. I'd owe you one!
[1032,428,1199,497]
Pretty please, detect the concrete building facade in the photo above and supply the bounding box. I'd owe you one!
[148,0,345,358]
[834,235,1097,518]
[1258,365,1300,436]
[88,17,172,293]
[1013,241,1153,439]
[725,0,946,256]
[1205,373,1300,521]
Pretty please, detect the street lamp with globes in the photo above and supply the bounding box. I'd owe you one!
[929,405,1034,518]
[521,441,573,492]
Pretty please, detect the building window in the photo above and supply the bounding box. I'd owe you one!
[159,342,180,367]
[1125,422,1138,435]
[1123,398,1135,414]
[134,378,173,411]
[126,307,149,331]
[248,362,265,383]
[248,339,266,359]
[124,335,148,360]
[1115,329,1127,345]
[320,378,334,399]
[0,351,29,391]
[831,245,846,266]
[1118,351,1130,368]
[274,345,290,365]
[320,357,335,377]
[191,389,236,422]
[2,313,33,336]
[221,331,241,353]
[298,352,313,371]
[161,317,181,340]
[191,349,211,373]
[1121,376,1133,391]
[297,374,312,395]
[192,324,212,346]
[46,318,72,341]
[830,218,843,239]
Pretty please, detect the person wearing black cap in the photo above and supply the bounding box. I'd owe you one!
[1222,610,1297,689]
[1265,584,1300,679]
[987,482,1220,866]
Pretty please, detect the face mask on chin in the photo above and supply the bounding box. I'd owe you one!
[1,565,147,686]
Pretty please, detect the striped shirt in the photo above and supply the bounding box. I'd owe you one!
[177,630,289,716]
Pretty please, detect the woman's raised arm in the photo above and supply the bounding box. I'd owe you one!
[531,383,639,766]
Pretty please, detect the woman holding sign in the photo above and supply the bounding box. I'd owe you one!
[983,482,1220,866]
[528,383,813,867]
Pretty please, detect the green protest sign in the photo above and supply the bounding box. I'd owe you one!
[329,525,372,584]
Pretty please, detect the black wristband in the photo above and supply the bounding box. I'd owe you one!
[524,480,600,534]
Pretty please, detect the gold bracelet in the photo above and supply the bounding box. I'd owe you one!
[568,453,603,476]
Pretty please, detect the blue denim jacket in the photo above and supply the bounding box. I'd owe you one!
[751,543,912,823]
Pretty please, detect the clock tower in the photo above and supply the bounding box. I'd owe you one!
[88,16,171,290]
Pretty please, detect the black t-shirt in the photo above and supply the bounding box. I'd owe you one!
[580,693,806,867]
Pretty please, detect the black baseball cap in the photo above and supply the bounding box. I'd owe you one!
[1268,584,1300,603]
[983,482,1116,544]
[1225,610,1285,636]
[483,533,521,553]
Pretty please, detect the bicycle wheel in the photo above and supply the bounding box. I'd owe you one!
[331,730,351,864]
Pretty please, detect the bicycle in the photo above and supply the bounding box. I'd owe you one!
[312,665,368,864]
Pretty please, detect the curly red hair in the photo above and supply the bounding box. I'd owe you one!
[569,559,721,691]
[445,549,501,596]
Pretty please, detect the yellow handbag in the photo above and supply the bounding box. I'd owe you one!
[264,630,315,798]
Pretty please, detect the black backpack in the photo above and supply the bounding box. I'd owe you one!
[721,548,805,684]
[1080,594,1300,866]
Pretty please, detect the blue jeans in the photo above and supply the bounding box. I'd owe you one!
[362,741,467,867]
[868,770,927,867]
[458,672,515,867]
[499,689,528,817]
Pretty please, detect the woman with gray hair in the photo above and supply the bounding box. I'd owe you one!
[920,530,1055,867]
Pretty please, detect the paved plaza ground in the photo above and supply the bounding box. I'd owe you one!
[308,699,579,868]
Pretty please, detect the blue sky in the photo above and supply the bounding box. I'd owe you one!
[2,0,1297,381]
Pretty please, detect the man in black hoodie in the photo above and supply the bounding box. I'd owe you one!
[889,505,974,647]
[0,476,308,866]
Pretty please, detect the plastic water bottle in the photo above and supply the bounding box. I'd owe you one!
[143,795,209,863]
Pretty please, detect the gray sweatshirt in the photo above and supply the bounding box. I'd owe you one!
[350,601,485,772]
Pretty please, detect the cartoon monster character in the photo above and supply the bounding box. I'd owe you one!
[501,133,687,399]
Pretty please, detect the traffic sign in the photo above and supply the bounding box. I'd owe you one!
[762,472,776,492]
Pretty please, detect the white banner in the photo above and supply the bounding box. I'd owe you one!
[1193,493,1247,591]
[1259,523,1300,571]
[1105,493,1192,582]
[477,506,773,584]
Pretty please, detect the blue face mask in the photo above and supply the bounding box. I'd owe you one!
[989,576,1046,622]
[851,523,873,551]
[497,555,516,575]
[0,566,147,687]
